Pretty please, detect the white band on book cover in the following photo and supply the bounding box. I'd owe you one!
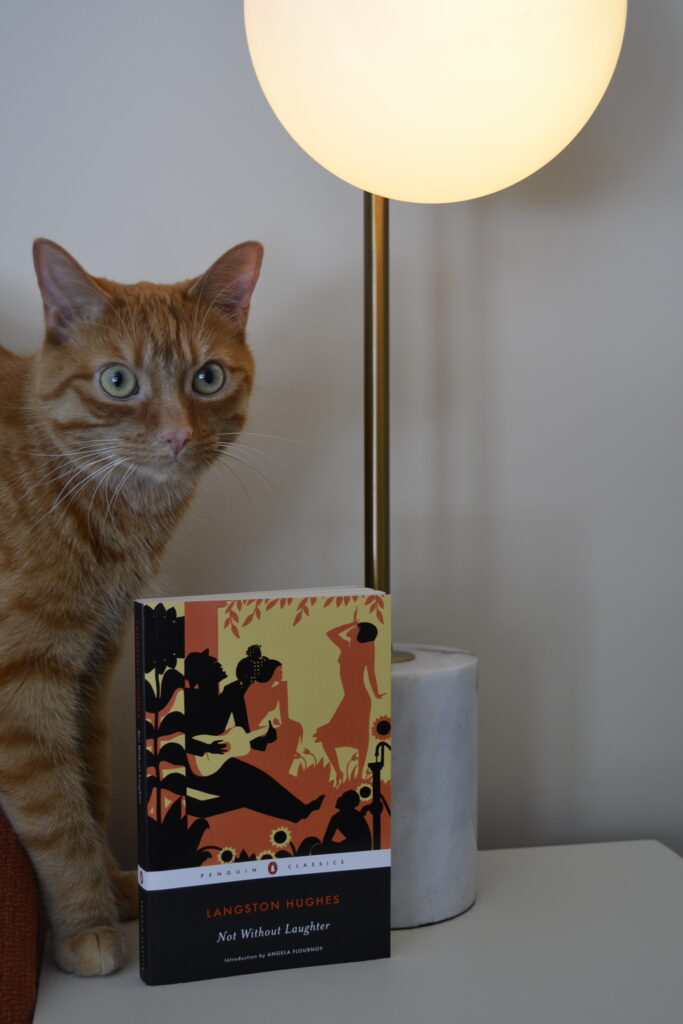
[138,849,391,892]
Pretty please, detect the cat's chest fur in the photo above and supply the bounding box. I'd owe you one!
[0,427,187,677]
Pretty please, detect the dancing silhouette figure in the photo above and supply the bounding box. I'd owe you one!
[314,615,384,780]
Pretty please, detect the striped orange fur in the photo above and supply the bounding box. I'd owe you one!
[0,238,261,975]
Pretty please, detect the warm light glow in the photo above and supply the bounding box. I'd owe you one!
[244,0,627,203]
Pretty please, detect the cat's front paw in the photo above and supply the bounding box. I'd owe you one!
[113,869,139,921]
[54,926,126,976]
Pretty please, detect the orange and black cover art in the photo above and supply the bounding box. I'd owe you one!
[135,588,391,984]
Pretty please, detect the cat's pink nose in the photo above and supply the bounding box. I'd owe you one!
[161,428,192,456]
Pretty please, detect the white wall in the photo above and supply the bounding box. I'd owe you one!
[1,1,681,869]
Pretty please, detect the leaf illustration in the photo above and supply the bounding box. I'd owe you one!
[187,818,209,846]
[160,668,184,710]
[242,602,262,627]
[161,772,186,795]
[158,710,186,736]
[144,679,159,711]
[158,742,187,767]
[143,602,184,676]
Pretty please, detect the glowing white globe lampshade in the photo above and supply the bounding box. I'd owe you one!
[244,0,627,203]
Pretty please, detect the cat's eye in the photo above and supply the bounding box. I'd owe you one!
[99,363,139,400]
[192,361,226,396]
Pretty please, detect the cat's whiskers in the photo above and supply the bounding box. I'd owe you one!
[33,452,123,526]
[223,439,286,471]
[210,450,253,510]
[0,439,121,459]
[86,455,127,535]
[19,445,119,501]
[63,459,130,528]
[101,462,137,533]
[50,452,118,505]
[229,429,315,448]
[209,455,235,521]
[211,443,281,497]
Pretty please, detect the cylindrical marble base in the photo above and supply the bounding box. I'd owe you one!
[390,645,478,929]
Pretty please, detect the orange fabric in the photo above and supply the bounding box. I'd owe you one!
[0,812,41,1024]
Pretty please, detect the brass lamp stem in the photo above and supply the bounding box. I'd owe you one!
[364,194,414,664]
[364,193,390,595]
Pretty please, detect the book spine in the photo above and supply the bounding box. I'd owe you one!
[134,600,151,984]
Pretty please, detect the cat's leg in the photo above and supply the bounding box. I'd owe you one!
[77,661,138,922]
[0,677,125,976]
[111,868,139,921]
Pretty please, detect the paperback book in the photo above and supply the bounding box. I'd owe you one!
[135,587,391,985]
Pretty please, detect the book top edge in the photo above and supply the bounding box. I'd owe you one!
[135,586,386,605]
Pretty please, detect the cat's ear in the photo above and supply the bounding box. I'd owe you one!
[187,242,263,331]
[33,238,110,343]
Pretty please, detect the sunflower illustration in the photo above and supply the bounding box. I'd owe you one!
[372,715,391,740]
[257,850,275,860]
[217,846,237,864]
[269,826,292,849]
[357,783,373,803]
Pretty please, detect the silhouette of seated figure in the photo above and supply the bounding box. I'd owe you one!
[234,647,304,780]
[182,648,323,824]
[317,790,372,853]
[184,649,247,738]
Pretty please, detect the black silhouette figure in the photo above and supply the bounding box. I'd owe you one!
[316,790,372,853]
[235,645,271,698]
[236,652,304,780]
[185,649,249,735]
[183,649,323,823]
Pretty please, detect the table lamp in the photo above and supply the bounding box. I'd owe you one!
[243,0,628,927]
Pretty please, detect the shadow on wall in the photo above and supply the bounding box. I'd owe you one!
[474,512,597,851]
[511,0,681,206]
[390,205,597,850]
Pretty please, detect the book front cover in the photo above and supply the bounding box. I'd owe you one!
[136,591,391,984]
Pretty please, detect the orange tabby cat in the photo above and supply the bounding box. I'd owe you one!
[0,238,262,975]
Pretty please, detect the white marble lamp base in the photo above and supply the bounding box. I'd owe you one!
[390,645,478,929]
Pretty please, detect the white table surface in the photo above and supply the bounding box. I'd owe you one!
[34,840,683,1024]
